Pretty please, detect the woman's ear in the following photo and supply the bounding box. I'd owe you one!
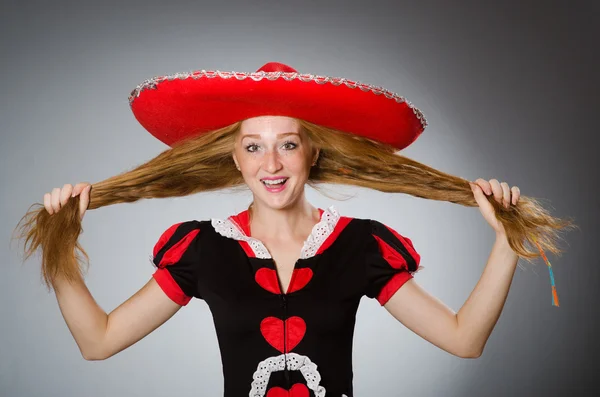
[232,153,240,170]
[312,148,320,166]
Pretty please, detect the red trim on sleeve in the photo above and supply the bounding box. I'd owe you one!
[372,234,409,270]
[372,232,418,305]
[383,224,421,266]
[157,229,200,268]
[377,271,413,305]
[152,268,192,306]
[153,222,183,258]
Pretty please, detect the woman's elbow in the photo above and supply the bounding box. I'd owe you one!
[83,351,104,361]
[458,346,483,359]
[82,345,110,361]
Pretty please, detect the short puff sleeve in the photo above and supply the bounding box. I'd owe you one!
[365,219,421,305]
[151,221,202,306]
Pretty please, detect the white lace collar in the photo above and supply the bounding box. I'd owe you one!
[211,205,341,259]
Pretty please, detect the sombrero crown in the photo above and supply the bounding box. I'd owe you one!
[129,62,427,149]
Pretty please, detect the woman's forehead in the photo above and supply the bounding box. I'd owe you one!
[239,116,300,135]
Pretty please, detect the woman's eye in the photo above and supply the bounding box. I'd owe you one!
[245,142,297,152]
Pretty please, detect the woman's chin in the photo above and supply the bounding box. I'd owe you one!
[255,192,301,210]
[260,197,293,210]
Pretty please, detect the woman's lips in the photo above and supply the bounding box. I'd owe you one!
[261,178,288,193]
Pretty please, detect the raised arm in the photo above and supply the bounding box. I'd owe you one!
[383,235,519,358]
[43,183,188,361]
[380,179,522,358]
[55,273,182,360]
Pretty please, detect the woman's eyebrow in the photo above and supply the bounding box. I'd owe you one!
[241,132,300,140]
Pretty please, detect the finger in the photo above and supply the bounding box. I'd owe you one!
[60,184,73,207]
[51,188,61,212]
[489,179,504,205]
[470,182,493,213]
[43,193,53,214]
[470,181,486,201]
[79,185,91,220]
[500,182,511,208]
[511,186,520,205]
[475,178,492,195]
[72,182,91,197]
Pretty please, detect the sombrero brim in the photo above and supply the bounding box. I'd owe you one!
[129,69,427,150]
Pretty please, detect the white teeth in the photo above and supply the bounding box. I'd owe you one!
[262,178,287,185]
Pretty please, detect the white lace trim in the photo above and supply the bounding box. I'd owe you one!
[249,353,326,397]
[128,69,427,129]
[211,206,341,259]
[211,217,271,259]
[300,206,340,259]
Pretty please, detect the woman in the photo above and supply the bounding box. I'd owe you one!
[15,62,575,397]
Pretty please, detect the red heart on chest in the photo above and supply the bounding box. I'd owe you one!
[260,316,306,353]
[266,383,309,397]
[288,268,313,293]
[255,268,313,294]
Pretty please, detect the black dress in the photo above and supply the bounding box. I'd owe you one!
[151,206,421,397]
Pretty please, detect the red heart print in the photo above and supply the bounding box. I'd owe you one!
[287,268,313,293]
[260,316,306,353]
[266,383,309,397]
[255,268,313,294]
[255,268,281,294]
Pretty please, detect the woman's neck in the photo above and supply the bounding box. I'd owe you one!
[248,198,320,241]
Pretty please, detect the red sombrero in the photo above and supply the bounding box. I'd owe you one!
[129,62,427,150]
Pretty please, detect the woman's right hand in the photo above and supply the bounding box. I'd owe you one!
[43,183,92,221]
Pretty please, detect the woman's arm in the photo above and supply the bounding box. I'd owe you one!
[55,273,182,360]
[383,233,519,358]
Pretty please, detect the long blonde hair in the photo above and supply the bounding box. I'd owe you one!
[13,118,577,292]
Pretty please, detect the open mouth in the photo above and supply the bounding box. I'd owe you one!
[261,178,289,190]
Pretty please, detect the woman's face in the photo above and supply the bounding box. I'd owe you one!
[233,116,318,210]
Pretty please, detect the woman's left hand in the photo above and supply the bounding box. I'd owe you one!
[469,178,521,235]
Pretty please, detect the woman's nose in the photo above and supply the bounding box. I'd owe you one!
[263,150,283,173]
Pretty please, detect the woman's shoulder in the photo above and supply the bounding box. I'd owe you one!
[153,219,220,249]
[341,215,418,256]
[342,213,408,233]
[337,213,388,233]
[156,219,213,234]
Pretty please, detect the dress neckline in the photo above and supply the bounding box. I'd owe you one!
[211,205,342,259]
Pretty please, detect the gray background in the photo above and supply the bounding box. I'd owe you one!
[1,0,598,396]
